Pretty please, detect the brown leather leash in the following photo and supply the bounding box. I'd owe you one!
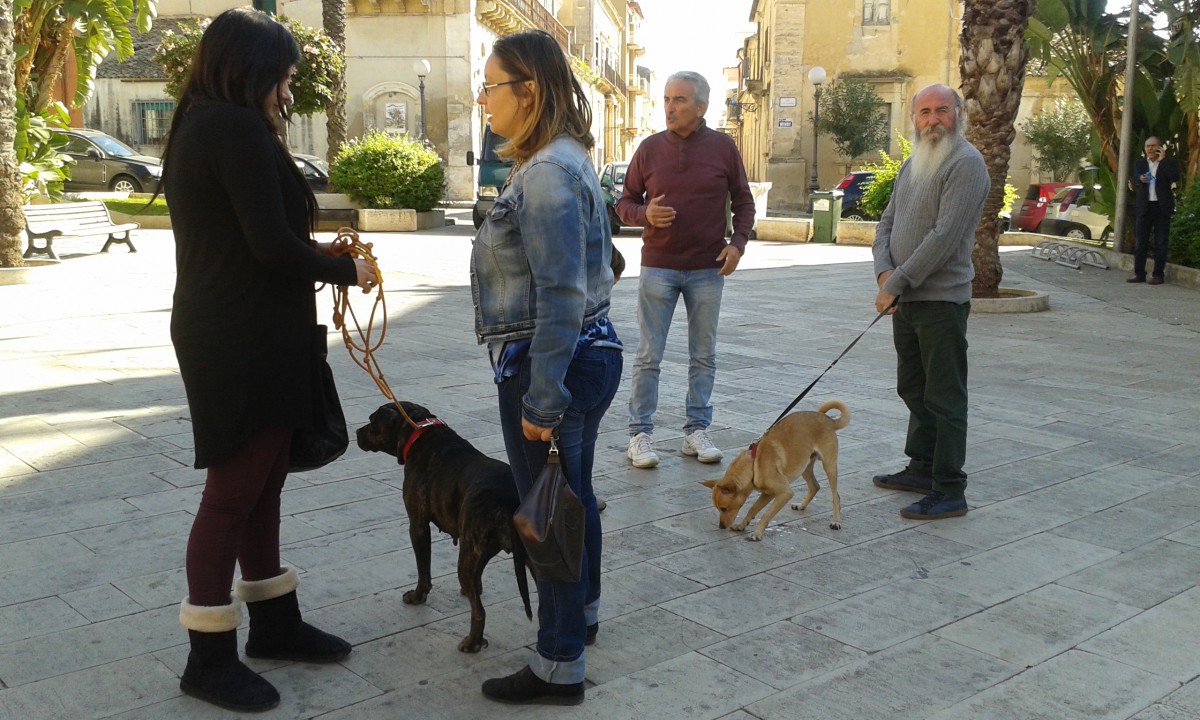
[325,227,429,435]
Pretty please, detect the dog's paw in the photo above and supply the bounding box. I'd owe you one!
[829,521,842,530]
[745,533,763,542]
[458,636,489,653]
[731,522,748,532]
[402,588,429,605]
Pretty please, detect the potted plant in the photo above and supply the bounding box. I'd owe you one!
[330,130,446,232]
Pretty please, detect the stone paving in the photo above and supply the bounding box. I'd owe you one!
[1,218,1199,720]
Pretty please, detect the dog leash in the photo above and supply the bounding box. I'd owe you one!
[749,302,895,458]
[326,227,423,432]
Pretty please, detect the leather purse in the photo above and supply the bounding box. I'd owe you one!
[512,436,585,583]
[289,324,349,472]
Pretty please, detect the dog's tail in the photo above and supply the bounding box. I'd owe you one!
[510,535,534,621]
[818,400,851,430]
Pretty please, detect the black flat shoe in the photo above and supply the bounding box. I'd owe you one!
[481,665,584,705]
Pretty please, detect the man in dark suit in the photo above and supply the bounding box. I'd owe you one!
[1127,136,1181,285]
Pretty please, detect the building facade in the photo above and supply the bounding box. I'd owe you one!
[90,0,655,202]
[729,0,1075,213]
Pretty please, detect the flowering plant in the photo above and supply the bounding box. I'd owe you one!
[153,13,343,117]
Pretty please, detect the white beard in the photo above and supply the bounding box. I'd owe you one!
[908,125,958,183]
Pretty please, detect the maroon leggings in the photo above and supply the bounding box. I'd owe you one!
[186,427,291,606]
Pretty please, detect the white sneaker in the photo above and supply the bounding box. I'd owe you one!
[682,429,723,463]
[627,432,660,468]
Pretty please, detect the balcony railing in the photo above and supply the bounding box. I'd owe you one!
[477,0,570,52]
[601,61,626,96]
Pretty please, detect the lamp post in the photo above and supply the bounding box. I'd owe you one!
[413,58,431,143]
[807,66,826,211]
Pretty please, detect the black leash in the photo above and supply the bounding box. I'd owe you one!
[765,302,896,430]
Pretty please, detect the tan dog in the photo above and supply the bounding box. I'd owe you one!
[701,400,849,541]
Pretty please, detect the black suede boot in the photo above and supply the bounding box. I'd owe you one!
[179,601,279,712]
[481,665,584,705]
[236,567,351,663]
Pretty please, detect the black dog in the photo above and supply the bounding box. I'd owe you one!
[356,401,532,652]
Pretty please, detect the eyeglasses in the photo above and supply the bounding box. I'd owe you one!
[479,80,523,97]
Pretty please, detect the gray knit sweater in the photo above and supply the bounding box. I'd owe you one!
[872,136,990,304]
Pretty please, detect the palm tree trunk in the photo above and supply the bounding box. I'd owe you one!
[323,0,347,167]
[2,0,27,268]
[960,0,1036,298]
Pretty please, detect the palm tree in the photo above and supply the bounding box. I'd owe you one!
[2,0,25,267]
[960,0,1037,298]
[323,0,347,166]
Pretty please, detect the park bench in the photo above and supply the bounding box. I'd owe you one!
[22,201,139,261]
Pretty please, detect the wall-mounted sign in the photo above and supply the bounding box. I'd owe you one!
[777,119,793,128]
[778,97,797,107]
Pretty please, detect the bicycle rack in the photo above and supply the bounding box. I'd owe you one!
[1030,240,1108,270]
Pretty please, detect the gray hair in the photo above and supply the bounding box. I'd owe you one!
[666,71,710,105]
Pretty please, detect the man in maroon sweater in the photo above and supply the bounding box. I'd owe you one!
[616,70,755,469]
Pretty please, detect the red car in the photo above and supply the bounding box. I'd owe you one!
[1014,182,1072,232]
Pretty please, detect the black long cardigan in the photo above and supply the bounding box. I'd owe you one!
[165,101,357,468]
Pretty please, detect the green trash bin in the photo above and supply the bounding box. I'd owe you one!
[810,190,843,243]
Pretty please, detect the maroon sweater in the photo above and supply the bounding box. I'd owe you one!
[616,121,755,270]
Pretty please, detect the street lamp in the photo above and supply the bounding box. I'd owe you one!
[808,66,826,210]
[413,58,431,143]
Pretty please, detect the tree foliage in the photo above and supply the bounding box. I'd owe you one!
[1022,98,1093,181]
[1026,0,1199,212]
[1168,178,1200,268]
[810,78,890,161]
[14,0,156,111]
[153,13,343,117]
[5,0,158,267]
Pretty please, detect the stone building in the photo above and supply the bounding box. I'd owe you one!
[89,0,654,203]
[728,0,1076,213]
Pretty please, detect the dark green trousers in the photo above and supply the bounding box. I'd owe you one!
[892,301,970,497]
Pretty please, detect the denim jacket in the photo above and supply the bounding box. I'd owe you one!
[471,133,616,426]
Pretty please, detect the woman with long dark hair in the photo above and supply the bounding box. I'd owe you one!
[472,30,622,705]
[162,8,373,712]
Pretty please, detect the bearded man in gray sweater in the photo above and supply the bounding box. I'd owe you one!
[870,83,990,520]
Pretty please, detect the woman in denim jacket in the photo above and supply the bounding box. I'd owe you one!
[471,30,622,705]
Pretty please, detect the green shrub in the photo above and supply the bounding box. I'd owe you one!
[1168,180,1200,270]
[330,131,445,211]
[858,132,911,219]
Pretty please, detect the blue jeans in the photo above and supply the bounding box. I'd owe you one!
[496,343,622,683]
[628,267,724,435]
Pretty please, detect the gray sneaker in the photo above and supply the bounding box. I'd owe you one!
[627,433,659,468]
[681,429,723,463]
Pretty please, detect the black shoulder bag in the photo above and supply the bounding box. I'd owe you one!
[289,324,349,472]
[512,435,585,583]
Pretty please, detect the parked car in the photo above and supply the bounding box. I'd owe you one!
[1037,184,1112,244]
[294,153,330,193]
[834,171,877,220]
[61,128,162,194]
[1014,181,1072,232]
[599,160,629,234]
[466,124,512,229]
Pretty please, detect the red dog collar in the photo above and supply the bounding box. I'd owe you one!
[401,418,448,462]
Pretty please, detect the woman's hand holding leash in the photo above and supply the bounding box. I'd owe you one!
[320,235,377,293]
